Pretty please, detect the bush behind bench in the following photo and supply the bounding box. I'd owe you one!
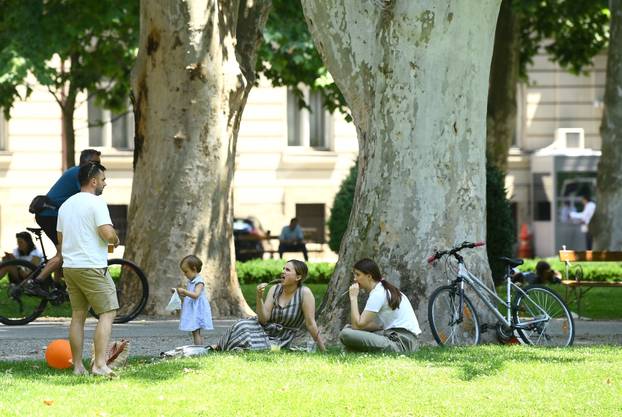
[236,259,335,284]
[518,258,622,282]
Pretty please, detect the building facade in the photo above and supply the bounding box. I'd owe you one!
[0,51,608,258]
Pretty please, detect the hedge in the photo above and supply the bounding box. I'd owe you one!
[236,259,335,284]
[518,258,622,282]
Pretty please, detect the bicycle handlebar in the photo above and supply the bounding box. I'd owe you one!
[427,241,485,264]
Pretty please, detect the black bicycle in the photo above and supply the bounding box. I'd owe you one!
[0,227,149,325]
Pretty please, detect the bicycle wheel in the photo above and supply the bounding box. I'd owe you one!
[0,259,47,325]
[90,259,149,323]
[513,285,574,347]
[428,285,481,346]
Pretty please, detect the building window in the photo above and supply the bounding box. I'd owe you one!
[295,203,326,243]
[533,173,552,221]
[88,97,134,150]
[108,205,128,244]
[0,112,7,150]
[287,88,331,149]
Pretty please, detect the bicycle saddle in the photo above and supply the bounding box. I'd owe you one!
[26,227,43,236]
[498,256,524,267]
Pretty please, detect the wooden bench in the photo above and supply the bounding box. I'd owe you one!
[558,250,622,317]
[262,235,324,259]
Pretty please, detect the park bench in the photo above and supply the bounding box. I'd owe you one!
[558,249,622,318]
[263,233,325,259]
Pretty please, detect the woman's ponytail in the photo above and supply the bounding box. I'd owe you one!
[353,259,402,310]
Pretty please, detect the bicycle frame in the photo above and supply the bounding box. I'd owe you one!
[454,262,551,330]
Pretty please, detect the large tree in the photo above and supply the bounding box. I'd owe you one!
[126,0,271,316]
[0,0,138,169]
[593,0,622,250]
[300,0,501,342]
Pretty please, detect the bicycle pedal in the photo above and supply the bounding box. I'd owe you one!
[23,281,50,298]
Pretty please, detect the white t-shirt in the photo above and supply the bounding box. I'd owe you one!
[570,201,596,233]
[364,282,422,336]
[57,192,113,268]
[13,247,43,263]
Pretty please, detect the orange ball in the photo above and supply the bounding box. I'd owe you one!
[45,339,73,369]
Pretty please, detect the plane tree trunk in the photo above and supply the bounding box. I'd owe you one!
[125,0,271,316]
[301,0,501,342]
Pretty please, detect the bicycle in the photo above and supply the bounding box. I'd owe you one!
[426,241,575,347]
[0,227,149,325]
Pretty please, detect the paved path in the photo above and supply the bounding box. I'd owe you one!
[1,318,621,361]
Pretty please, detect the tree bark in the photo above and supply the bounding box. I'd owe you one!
[301,0,501,342]
[486,0,520,171]
[61,87,77,169]
[126,0,271,316]
[593,0,622,250]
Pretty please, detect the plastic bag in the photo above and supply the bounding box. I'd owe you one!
[165,289,182,311]
[160,345,211,359]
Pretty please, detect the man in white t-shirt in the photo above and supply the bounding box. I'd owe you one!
[57,162,120,376]
[569,192,596,250]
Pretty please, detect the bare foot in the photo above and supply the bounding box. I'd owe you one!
[91,365,117,378]
[73,366,89,376]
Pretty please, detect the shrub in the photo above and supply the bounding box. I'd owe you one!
[327,161,358,252]
[518,258,622,282]
[236,259,335,284]
[486,163,516,283]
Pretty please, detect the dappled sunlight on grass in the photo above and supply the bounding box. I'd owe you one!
[1,346,621,416]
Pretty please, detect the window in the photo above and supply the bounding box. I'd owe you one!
[108,205,128,245]
[88,97,134,150]
[533,174,552,221]
[295,203,325,243]
[0,111,7,150]
[287,88,331,149]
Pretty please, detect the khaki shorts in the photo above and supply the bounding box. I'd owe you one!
[63,268,119,314]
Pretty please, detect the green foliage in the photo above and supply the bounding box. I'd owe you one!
[257,0,349,119]
[0,0,139,121]
[327,162,357,252]
[516,0,610,78]
[235,259,334,284]
[518,258,622,282]
[486,164,516,282]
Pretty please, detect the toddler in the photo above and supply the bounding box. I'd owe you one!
[175,255,213,345]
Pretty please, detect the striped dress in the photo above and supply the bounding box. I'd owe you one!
[217,284,305,351]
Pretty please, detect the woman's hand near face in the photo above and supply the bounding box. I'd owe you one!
[348,282,359,299]
[256,282,268,296]
[256,283,274,325]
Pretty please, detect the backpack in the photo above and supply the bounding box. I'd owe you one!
[28,195,56,214]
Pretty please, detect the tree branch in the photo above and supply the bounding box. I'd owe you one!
[235,0,272,84]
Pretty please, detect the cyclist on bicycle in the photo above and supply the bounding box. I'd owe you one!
[29,149,102,294]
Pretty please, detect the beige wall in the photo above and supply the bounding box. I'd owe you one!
[0,79,357,254]
[0,51,608,257]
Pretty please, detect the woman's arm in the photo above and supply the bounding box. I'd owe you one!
[256,284,275,325]
[301,287,326,352]
[348,283,382,331]
[177,283,204,300]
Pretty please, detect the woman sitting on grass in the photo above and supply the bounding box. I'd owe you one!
[215,259,326,352]
[340,258,421,353]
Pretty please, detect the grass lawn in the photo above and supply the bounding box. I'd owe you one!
[1,346,621,416]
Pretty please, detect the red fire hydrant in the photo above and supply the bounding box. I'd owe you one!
[518,223,533,259]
